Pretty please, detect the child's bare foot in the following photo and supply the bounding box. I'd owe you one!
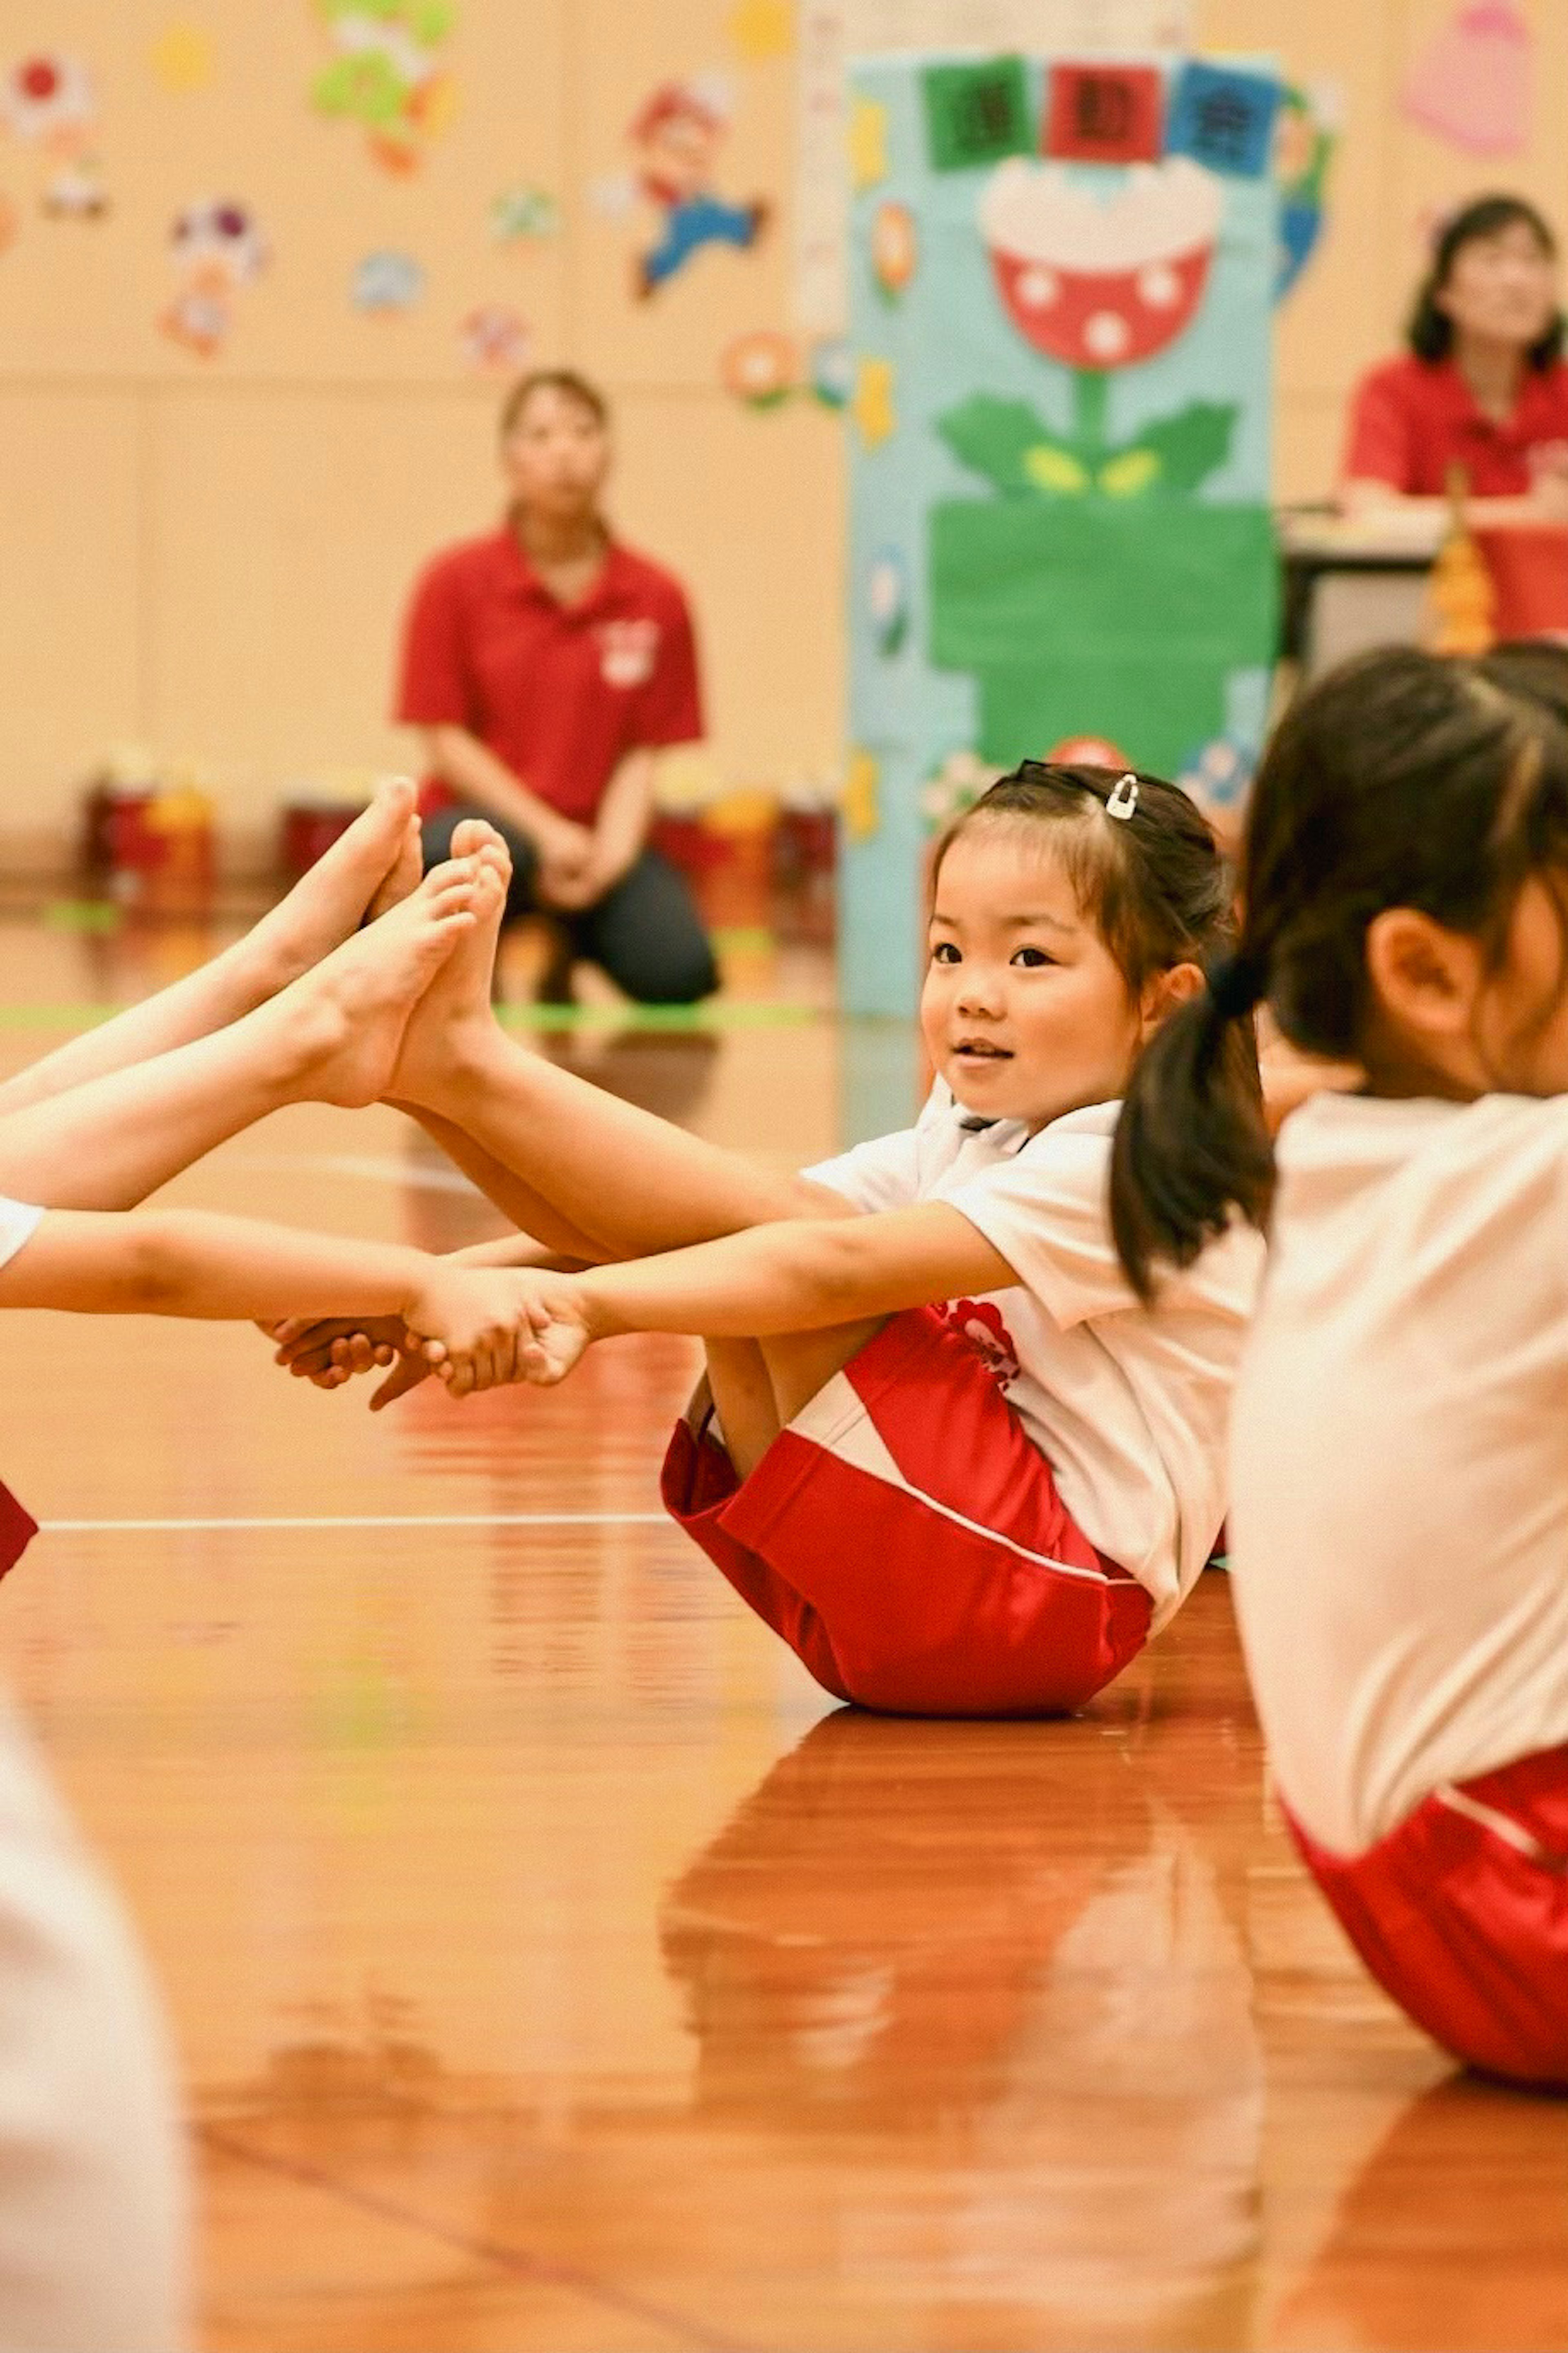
[385,822,512,1108]
[242,778,421,1000]
[274,858,494,1108]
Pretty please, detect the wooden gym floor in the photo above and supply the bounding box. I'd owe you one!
[0,898,1561,2353]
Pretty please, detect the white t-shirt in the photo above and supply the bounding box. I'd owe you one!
[808,1085,1263,1627]
[0,1199,41,1272]
[1229,1090,1568,1854]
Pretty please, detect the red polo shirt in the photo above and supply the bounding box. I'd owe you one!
[396,526,704,822]
[1343,354,1568,638]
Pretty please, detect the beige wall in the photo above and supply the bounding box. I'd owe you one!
[0,0,1564,869]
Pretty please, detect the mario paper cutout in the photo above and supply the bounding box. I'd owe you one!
[1401,1,1530,157]
[160,199,266,355]
[311,0,458,174]
[1045,63,1163,166]
[628,76,768,299]
[2,53,107,218]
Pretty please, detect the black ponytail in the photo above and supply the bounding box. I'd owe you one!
[1109,644,1568,1300]
[1110,961,1273,1303]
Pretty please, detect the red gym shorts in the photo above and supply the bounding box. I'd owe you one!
[660,1307,1151,1718]
[1287,1745,1568,2088]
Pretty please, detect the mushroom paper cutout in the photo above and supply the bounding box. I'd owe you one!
[2,52,107,218]
[161,200,267,356]
[1401,1,1531,157]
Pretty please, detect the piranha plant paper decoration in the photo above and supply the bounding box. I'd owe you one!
[840,49,1276,1018]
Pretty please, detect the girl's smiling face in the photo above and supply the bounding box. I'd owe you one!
[921,820,1155,1130]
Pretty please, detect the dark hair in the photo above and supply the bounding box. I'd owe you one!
[1408,194,1563,368]
[1477,637,1568,732]
[1110,647,1568,1299]
[499,368,610,438]
[936,756,1258,1087]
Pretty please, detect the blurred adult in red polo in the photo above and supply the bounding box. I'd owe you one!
[1342,195,1568,641]
[398,370,718,1003]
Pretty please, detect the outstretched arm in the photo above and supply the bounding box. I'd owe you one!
[490,1205,1015,1393]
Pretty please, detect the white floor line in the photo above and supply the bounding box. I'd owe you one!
[39,1512,671,1533]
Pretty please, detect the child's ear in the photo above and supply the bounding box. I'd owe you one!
[1365,908,1480,1047]
[1139,960,1205,1038]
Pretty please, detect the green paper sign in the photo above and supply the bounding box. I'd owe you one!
[921,58,1032,172]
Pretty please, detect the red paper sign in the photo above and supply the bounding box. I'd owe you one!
[1044,64,1164,164]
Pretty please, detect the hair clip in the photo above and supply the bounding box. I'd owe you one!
[1106,773,1139,822]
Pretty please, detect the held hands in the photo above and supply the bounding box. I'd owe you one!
[269,1271,599,1408]
[404,1264,597,1396]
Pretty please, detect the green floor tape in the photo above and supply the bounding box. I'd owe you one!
[0,998,826,1036]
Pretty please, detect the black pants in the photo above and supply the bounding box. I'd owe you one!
[421,804,719,1005]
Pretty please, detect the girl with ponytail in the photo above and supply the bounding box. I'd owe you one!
[1112,644,1568,2088]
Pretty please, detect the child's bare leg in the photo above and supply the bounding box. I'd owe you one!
[0,862,486,1209]
[389,823,837,1260]
[702,1319,887,1483]
[0,782,423,1119]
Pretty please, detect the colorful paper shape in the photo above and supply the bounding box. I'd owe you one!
[722,329,800,408]
[3,52,107,217]
[311,0,458,174]
[848,94,889,191]
[151,23,214,94]
[1044,63,1163,165]
[352,249,424,312]
[843,750,881,842]
[727,0,794,62]
[1166,61,1279,180]
[867,550,910,657]
[809,336,853,409]
[980,156,1221,371]
[1401,2,1530,156]
[628,77,768,298]
[490,185,558,242]
[459,303,529,374]
[161,197,266,355]
[870,200,918,301]
[1274,81,1339,303]
[852,357,897,448]
[922,57,1032,173]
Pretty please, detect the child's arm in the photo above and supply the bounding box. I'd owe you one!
[0,1210,538,1378]
[476,1206,1016,1393]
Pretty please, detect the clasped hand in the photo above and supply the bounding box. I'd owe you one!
[269,1266,595,1409]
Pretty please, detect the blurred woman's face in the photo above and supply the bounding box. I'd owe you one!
[502,387,610,519]
[1436,218,1558,351]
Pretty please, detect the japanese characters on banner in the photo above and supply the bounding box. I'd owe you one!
[840,48,1277,1017]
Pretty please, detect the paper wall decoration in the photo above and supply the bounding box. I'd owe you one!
[848,93,889,189]
[921,57,1032,171]
[490,185,558,242]
[795,1,1194,337]
[723,329,802,406]
[160,199,266,355]
[2,53,107,217]
[628,76,769,299]
[459,303,529,373]
[810,336,853,406]
[311,0,458,175]
[1165,60,1279,180]
[728,0,795,61]
[842,50,1276,1017]
[842,749,880,841]
[1274,80,1339,303]
[867,549,910,655]
[1401,2,1530,156]
[352,249,423,311]
[151,23,215,94]
[870,199,917,299]
[1045,62,1163,165]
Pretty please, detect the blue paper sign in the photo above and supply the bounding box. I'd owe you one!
[1166,62,1280,180]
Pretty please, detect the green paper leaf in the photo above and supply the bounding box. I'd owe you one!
[1123,402,1238,492]
[937,395,1050,495]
